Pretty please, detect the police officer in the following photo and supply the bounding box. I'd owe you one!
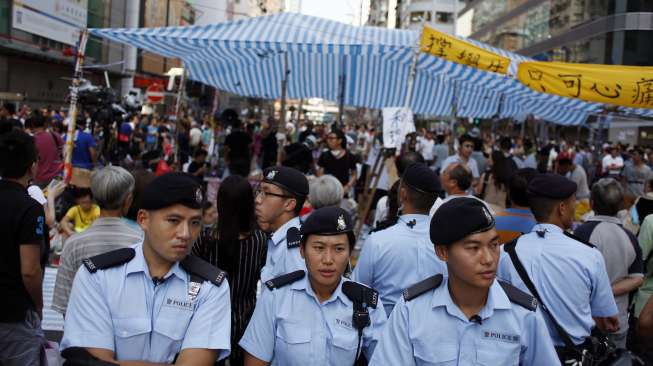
[497,173,619,361]
[256,166,309,282]
[60,173,231,365]
[371,197,559,365]
[240,207,386,366]
[353,162,447,316]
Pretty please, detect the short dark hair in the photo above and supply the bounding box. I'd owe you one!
[194,149,208,158]
[0,129,38,178]
[499,137,512,151]
[557,158,572,166]
[529,196,559,222]
[449,164,472,191]
[458,134,474,146]
[279,186,305,216]
[27,112,46,129]
[396,151,425,176]
[2,103,15,115]
[403,183,438,211]
[508,168,538,207]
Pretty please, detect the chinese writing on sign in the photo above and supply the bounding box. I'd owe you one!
[519,62,653,109]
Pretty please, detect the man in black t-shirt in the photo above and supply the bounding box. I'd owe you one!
[317,128,357,193]
[224,121,253,177]
[188,148,209,184]
[0,129,47,364]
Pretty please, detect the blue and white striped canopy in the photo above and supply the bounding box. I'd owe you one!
[90,13,652,125]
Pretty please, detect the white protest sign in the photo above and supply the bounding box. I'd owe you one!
[382,107,415,149]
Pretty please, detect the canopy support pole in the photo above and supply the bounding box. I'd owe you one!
[338,56,346,128]
[63,29,89,183]
[174,62,187,164]
[279,51,289,130]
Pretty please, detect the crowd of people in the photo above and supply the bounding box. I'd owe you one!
[3,99,653,365]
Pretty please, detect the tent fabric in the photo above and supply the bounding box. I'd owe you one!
[89,12,649,125]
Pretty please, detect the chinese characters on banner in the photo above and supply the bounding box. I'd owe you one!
[517,61,653,109]
[382,107,416,150]
[420,25,511,75]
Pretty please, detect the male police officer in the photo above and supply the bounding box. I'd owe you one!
[60,173,231,365]
[353,162,447,316]
[371,198,559,365]
[256,166,309,282]
[497,173,619,361]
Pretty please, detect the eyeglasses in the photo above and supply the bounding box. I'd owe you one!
[254,186,294,200]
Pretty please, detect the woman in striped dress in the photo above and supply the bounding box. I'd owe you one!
[193,175,267,366]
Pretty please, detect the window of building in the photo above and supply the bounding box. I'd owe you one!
[410,11,431,23]
[436,12,453,24]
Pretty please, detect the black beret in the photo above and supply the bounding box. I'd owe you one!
[300,206,355,246]
[140,172,203,210]
[527,173,577,200]
[430,198,495,246]
[401,163,441,193]
[262,166,309,197]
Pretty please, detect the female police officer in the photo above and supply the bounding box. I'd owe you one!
[239,207,386,366]
[370,197,559,365]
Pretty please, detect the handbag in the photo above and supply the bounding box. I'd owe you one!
[503,238,639,366]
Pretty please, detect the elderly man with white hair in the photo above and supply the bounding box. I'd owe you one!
[306,174,358,220]
[53,166,143,315]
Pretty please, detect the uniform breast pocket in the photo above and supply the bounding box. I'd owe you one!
[330,329,359,365]
[275,321,312,366]
[113,317,151,359]
[153,311,193,361]
[413,341,458,366]
[475,341,520,366]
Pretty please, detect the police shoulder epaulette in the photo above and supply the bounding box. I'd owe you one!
[83,247,135,273]
[287,227,301,249]
[342,281,379,309]
[402,274,443,301]
[265,270,305,290]
[180,255,227,287]
[370,217,398,233]
[498,280,538,311]
[563,231,596,248]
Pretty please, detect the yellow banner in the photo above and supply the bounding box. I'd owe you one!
[518,61,653,109]
[420,25,511,74]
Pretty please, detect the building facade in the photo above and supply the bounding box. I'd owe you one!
[0,0,200,108]
[458,0,653,65]
[399,0,465,33]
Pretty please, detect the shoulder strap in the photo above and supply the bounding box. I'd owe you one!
[498,280,537,311]
[370,217,398,233]
[503,239,578,350]
[563,231,596,248]
[342,281,379,309]
[265,270,305,290]
[83,248,135,273]
[180,255,227,287]
[286,227,301,249]
[403,274,443,301]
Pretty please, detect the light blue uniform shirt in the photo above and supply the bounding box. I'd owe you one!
[239,274,387,366]
[260,216,306,282]
[352,214,447,316]
[370,276,559,365]
[60,243,232,362]
[497,223,618,346]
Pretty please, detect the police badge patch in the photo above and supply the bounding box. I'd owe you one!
[195,188,203,204]
[337,214,346,231]
[266,170,277,180]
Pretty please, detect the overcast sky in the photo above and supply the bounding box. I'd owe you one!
[300,0,367,25]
